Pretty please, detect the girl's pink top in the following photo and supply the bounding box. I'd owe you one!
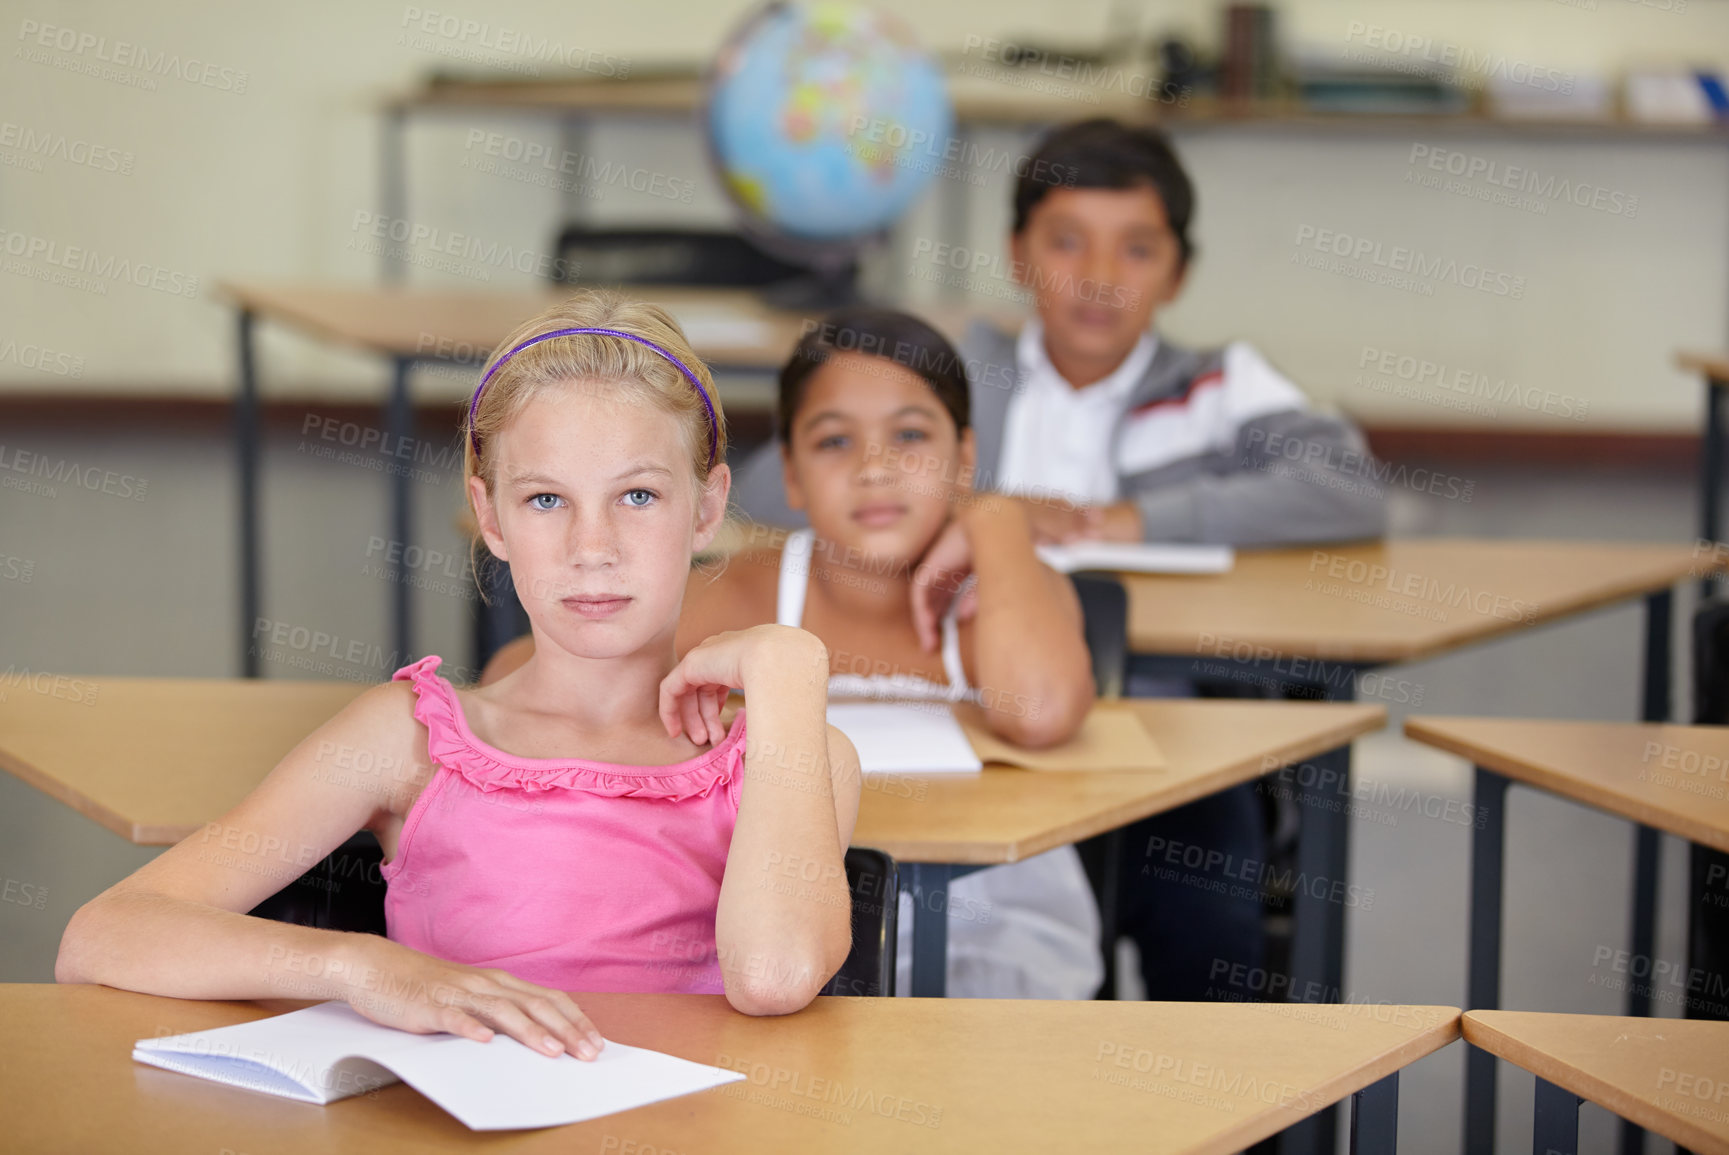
[381,655,746,994]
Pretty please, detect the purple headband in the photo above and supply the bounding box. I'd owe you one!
[466,326,718,466]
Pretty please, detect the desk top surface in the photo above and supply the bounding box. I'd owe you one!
[1125,538,1713,664]
[0,984,1459,1155]
[1463,1011,1729,1155]
[853,698,1384,862]
[220,282,820,367]
[1402,716,1729,851]
[220,281,1016,374]
[1678,350,1729,382]
[0,677,1381,858]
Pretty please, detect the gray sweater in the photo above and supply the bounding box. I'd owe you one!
[731,321,1386,546]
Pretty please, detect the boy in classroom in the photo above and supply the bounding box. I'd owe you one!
[734,116,1383,544]
[57,291,862,1045]
[733,118,1387,1001]
[483,309,1106,1000]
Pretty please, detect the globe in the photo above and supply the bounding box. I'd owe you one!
[706,1,955,246]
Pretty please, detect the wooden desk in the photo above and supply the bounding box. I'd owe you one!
[221,282,819,372]
[0,677,1383,1000]
[1681,351,1729,382]
[1122,536,1713,1083]
[856,699,1384,865]
[1678,350,1729,589]
[0,680,1379,853]
[1404,716,1729,1155]
[1462,1010,1729,1155]
[1,984,1460,1154]
[1123,538,1708,666]
[1404,717,1729,854]
[858,697,1384,997]
[0,677,363,845]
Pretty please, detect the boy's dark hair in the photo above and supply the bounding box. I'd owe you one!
[777,309,970,444]
[1012,118,1196,265]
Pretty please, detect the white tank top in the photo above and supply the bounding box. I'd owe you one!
[775,528,978,704]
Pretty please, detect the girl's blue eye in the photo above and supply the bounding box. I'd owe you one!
[896,428,929,444]
[529,493,562,511]
[622,489,656,507]
[816,435,848,451]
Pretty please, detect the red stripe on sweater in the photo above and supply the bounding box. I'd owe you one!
[1128,369,1225,417]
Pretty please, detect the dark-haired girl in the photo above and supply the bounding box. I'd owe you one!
[485,309,1102,999]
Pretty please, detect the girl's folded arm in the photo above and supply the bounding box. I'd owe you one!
[55,680,430,1000]
[714,628,860,1016]
[964,499,1096,748]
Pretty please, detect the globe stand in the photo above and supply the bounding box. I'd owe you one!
[761,260,863,311]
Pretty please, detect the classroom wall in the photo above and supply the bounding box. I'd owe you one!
[2,0,1727,431]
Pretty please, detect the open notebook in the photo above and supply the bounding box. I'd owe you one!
[133,1002,743,1131]
[826,702,1165,774]
[827,701,983,774]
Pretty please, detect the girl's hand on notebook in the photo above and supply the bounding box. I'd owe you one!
[346,937,605,1060]
[660,625,826,746]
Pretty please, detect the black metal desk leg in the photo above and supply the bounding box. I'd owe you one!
[1702,378,1724,599]
[1290,741,1350,1002]
[1620,588,1672,1155]
[1619,820,1659,1155]
[1280,671,1363,1155]
[236,308,261,678]
[1467,767,1508,1155]
[1533,1077,1582,1155]
[1097,827,1123,1000]
[907,862,952,997]
[1627,824,1660,1026]
[1643,590,1672,726]
[1349,1072,1399,1155]
[386,356,413,663]
[1289,670,1362,1005]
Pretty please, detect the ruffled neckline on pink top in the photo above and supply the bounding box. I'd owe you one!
[392,655,745,801]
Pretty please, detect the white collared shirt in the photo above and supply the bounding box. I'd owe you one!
[995,318,1158,506]
[996,322,1311,505]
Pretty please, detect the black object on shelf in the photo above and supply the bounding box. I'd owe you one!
[550,225,860,308]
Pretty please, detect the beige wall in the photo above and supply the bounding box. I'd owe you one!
[2,0,1726,431]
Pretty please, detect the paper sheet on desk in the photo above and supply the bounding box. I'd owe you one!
[826,702,983,774]
[134,1001,743,1131]
[668,313,776,347]
[1036,541,1233,575]
[956,705,1166,772]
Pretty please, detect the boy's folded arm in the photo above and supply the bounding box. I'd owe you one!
[1122,409,1389,547]
[55,680,432,1000]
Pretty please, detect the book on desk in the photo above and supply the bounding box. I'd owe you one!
[134,1002,743,1131]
